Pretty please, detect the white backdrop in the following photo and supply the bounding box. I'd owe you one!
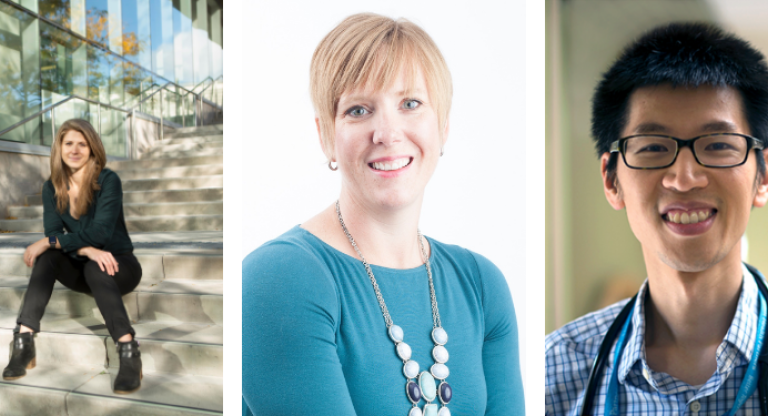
[240,0,528,392]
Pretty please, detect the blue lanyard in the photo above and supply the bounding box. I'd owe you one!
[604,289,767,416]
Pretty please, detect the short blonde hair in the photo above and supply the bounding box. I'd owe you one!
[310,13,453,160]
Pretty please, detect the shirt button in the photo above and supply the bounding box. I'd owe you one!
[642,367,650,381]
[690,401,701,412]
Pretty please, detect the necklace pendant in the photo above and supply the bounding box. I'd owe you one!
[438,382,452,404]
[403,360,420,379]
[418,371,437,402]
[423,404,438,416]
[437,406,451,416]
[408,407,423,416]
[432,327,448,345]
[406,381,423,403]
[396,342,412,361]
[431,363,450,380]
[432,345,449,363]
[389,325,404,343]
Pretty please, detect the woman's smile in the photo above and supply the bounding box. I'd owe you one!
[369,156,414,174]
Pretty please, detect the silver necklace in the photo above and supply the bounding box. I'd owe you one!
[336,201,452,416]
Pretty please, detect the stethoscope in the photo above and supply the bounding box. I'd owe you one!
[578,263,768,416]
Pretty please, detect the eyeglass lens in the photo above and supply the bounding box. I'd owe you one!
[623,135,749,168]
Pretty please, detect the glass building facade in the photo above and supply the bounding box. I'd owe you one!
[0,0,223,157]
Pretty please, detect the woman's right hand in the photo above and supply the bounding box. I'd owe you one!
[78,247,119,276]
[23,238,49,267]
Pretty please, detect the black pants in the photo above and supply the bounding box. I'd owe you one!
[16,250,142,342]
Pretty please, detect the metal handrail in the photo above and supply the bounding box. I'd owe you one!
[0,94,136,159]
[0,95,129,138]
[133,82,175,108]
[192,76,215,93]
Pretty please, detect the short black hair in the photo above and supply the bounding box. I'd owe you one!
[592,22,768,177]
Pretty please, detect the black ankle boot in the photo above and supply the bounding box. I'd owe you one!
[3,332,36,380]
[113,340,142,394]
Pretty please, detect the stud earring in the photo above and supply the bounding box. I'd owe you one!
[440,147,444,157]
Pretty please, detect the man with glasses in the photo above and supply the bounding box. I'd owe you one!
[546,23,768,415]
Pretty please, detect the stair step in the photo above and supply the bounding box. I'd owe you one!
[0,365,223,415]
[161,135,223,145]
[108,155,222,171]
[0,214,223,232]
[0,250,223,280]
[149,141,223,153]
[25,188,223,205]
[11,201,223,219]
[141,147,222,159]
[0,278,221,318]
[168,125,222,138]
[123,176,223,192]
[110,164,223,181]
[0,328,222,378]
[0,312,222,344]
[0,284,221,326]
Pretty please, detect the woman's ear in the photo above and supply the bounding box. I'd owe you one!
[601,153,625,210]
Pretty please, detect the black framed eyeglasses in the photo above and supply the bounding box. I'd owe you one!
[609,133,765,169]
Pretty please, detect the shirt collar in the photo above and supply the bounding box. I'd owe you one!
[616,263,760,386]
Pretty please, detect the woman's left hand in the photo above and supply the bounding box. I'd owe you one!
[78,247,119,276]
[23,238,49,267]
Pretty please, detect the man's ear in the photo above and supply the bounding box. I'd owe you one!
[316,117,333,162]
[601,153,625,210]
[753,149,768,208]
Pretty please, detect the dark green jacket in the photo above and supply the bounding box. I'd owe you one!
[43,168,133,257]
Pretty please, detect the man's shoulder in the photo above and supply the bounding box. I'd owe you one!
[545,298,630,354]
[545,298,632,416]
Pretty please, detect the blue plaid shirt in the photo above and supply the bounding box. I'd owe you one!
[546,264,761,415]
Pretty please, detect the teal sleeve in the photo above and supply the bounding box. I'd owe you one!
[472,252,525,415]
[56,171,122,253]
[242,242,358,416]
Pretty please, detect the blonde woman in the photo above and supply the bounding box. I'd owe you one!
[3,119,143,394]
[243,14,524,416]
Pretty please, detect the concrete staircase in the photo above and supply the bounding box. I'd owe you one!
[0,125,223,415]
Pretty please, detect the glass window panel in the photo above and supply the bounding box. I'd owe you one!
[208,1,221,78]
[100,106,126,157]
[151,0,173,80]
[87,44,123,107]
[191,0,208,85]
[44,97,89,146]
[121,0,151,69]
[172,0,191,86]
[122,59,151,109]
[0,2,40,144]
[41,20,87,107]
[8,0,38,13]
[84,0,120,54]
[39,0,86,36]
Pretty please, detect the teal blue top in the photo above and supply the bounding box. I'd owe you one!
[242,226,524,415]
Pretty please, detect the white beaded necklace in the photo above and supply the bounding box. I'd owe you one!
[336,201,452,416]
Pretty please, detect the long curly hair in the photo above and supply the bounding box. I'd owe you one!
[49,119,107,218]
